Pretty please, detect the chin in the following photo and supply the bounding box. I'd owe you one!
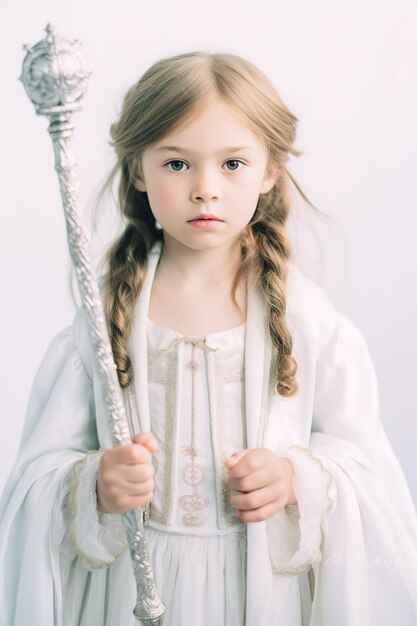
[163,230,243,253]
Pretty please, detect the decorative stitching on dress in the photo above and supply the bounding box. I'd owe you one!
[210,346,246,529]
[266,444,334,575]
[180,342,210,527]
[147,329,246,531]
[148,335,218,526]
[147,346,178,524]
[287,444,334,515]
[67,450,127,570]
[267,520,319,576]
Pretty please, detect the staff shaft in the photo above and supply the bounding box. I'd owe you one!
[20,25,166,625]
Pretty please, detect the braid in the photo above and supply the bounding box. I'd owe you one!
[236,167,298,397]
[253,220,298,397]
[103,223,151,388]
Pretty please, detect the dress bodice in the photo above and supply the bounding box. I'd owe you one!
[146,318,247,535]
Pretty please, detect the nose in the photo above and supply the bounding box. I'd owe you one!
[190,168,220,203]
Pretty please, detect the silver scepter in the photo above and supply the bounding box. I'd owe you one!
[20,24,166,626]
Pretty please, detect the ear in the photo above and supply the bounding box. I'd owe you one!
[134,176,147,192]
[259,163,279,195]
[131,157,147,192]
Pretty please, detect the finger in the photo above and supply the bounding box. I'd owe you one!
[101,477,155,501]
[225,449,247,469]
[228,465,279,493]
[226,448,270,478]
[228,463,286,492]
[118,462,155,483]
[236,500,281,523]
[122,478,155,498]
[110,442,153,465]
[230,484,281,512]
[132,432,159,452]
[111,491,155,513]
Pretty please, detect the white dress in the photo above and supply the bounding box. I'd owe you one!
[65,317,312,626]
[126,318,310,626]
[1,246,416,626]
[57,317,312,626]
[142,318,249,625]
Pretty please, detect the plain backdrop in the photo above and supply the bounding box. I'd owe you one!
[0,0,416,506]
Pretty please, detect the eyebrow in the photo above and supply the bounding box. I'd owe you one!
[155,145,255,154]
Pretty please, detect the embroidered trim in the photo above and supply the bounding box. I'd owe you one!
[287,444,335,515]
[147,346,178,524]
[148,330,246,531]
[266,444,335,575]
[151,335,218,527]
[209,346,246,529]
[180,343,209,527]
[67,450,127,570]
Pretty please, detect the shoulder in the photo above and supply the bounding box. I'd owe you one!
[285,261,370,358]
[39,308,95,382]
[286,262,335,314]
[285,261,337,348]
[72,306,95,380]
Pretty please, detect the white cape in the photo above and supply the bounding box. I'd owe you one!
[1,241,416,626]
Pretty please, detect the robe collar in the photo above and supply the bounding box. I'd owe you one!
[129,240,273,452]
[129,241,275,624]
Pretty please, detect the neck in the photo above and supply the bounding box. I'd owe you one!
[157,236,242,288]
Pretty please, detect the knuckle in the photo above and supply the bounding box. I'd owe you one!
[275,464,285,482]
[246,457,257,473]
[100,469,113,488]
[142,464,154,481]
[126,446,140,463]
[135,479,154,497]
[108,483,120,498]
[239,477,249,492]
[118,496,131,512]
[249,494,260,509]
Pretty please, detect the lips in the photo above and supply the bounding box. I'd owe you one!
[188,214,223,222]
[187,214,224,230]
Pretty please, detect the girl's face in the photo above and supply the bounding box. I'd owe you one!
[134,96,278,254]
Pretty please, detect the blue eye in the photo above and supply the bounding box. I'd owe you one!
[224,159,243,171]
[164,159,244,172]
[165,160,188,172]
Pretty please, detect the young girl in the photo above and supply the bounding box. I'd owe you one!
[1,51,416,626]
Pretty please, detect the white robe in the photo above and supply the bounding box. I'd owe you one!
[1,241,416,626]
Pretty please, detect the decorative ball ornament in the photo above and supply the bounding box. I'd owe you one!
[20,23,90,116]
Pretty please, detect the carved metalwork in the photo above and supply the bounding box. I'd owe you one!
[20,24,166,625]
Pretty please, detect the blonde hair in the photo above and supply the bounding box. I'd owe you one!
[101,51,322,396]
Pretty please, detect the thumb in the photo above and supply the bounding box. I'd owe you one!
[226,449,247,469]
[132,432,159,452]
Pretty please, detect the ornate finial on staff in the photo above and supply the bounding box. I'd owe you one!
[20,23,90,115]
[20,25,166,625]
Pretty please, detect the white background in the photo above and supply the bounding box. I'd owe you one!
[0,0,416,505]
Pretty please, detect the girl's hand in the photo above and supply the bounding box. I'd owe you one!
[96,432,158,514]
[225,448,297,522]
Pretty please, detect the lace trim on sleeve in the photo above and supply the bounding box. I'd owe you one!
[67,449,127,570]
[266,444,336,575]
